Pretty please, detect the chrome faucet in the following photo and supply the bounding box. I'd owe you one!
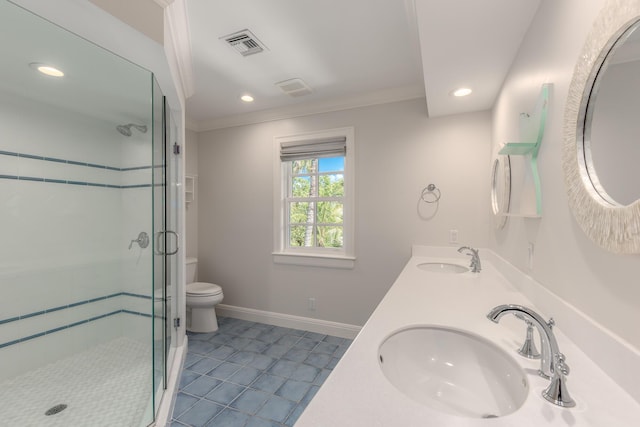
[487,304,575,408]
[457,246,481,272]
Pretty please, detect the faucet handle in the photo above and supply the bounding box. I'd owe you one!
[542,352,576,408]
[555,352,570,375]
[516,319,541,359]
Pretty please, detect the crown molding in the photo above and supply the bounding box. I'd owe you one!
[190,84,425,132]
[163,0,195,99]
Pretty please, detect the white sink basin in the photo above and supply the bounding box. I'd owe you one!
[417,262,469,274]
[378,326,528,418]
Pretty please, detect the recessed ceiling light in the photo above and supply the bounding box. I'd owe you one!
[30,62,64,77]
[452,87,472,97]
[241,94,254,103]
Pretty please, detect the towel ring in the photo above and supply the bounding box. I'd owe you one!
[421,184,441,203]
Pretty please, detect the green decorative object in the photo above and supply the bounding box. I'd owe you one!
[499,83,550,217]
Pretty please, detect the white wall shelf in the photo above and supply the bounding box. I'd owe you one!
[185,175,195,205]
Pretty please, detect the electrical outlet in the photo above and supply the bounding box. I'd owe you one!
[308,297,316,311]
[449,229,459,244]
[528,242,534,270]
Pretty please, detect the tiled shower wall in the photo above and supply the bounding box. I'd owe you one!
[0,90,154,382]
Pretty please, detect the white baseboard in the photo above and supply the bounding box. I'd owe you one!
[216,304,361,339]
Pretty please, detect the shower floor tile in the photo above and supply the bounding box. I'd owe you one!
[0,337,152,427]
[172,317,352,427]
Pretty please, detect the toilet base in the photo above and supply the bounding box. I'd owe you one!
[187,306,219,333]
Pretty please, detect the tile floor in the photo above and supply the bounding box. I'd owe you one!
[171,317,352,427]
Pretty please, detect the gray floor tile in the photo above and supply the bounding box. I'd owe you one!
[244,340,269,353]
[241,327,264,339]
[208,333,233,345]
[283,348,310,363]
[313,341,339,355]
[229,336,253,350]
[256,330,287,344]
[275,335,300,347]
[275,379,311,402]
[245,418,281,427]
[251,373,287,393]
[205,381,245,406]
[322,335,346,345]
[184,353,204,369]
[256,395,296,423]
[189,340,218,355]
[300,385,320,405]
[179,370,201,389]
[294,337,319,350]
[246,353,276,370]
[284,404,306,427]
[172,392,200,418]
[268,359,298,378]
[177,399,224,427]
[228,366,262,386]
[304,352,332,369]
[229,388,270,414]
[312,368,332,386]
[173,318,352,427]
[188,356,223,374]
[290,364,320,383]
[207,361,243,380]
[303,331,326,341]
[207,407,251,427]
[208,344,236,360]
[182,376,223,397]
[263,344,289,358]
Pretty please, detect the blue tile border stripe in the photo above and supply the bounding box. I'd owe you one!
[0,309,152,349]
[0,174,154,189]
[0,149,154,172]
[0,291,152,325]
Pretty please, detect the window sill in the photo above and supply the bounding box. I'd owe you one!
[272,252,356,269]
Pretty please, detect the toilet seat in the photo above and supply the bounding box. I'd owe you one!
[187,282,222,297]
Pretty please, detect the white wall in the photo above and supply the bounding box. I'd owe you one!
[491,0,640,350]
[197,99,491,326]
[185,128,199,258]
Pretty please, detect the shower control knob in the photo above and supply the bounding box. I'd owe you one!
[129,231,150,249]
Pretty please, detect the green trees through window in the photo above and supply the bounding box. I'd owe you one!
[288,157,344,248]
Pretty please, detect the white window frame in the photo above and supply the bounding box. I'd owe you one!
[273,127,355,269]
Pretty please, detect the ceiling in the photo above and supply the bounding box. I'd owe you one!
[11,0,541,131]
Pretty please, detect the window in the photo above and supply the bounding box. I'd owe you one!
[273,127,355,268]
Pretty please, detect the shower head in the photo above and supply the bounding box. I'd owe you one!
[116,123,147,136]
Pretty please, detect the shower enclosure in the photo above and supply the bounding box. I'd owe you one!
[0,1,182,425]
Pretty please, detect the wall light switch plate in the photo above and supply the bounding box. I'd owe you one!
[308,297,316,311]
[449,229,459,244]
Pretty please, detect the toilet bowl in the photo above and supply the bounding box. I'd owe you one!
[186,258,224,333]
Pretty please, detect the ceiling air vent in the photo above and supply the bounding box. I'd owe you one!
[221,29,267,57]
[275,78,313,97]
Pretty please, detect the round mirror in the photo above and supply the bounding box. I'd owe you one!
[563,2,640,253]
[491,156,511,229]
[584,20,640,206]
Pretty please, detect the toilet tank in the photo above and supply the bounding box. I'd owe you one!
[186,257,198,283]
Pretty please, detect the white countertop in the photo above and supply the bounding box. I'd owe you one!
[295,247,640,426]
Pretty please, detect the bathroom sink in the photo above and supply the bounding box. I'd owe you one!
[417,262,469,274]
[378,326,528,418]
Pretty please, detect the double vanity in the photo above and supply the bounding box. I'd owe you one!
[295,246,640,426]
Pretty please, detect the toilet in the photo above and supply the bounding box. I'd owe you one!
[185,257,223,333]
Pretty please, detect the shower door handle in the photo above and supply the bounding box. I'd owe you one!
[165,230,179,255]
[155,230,179,255]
